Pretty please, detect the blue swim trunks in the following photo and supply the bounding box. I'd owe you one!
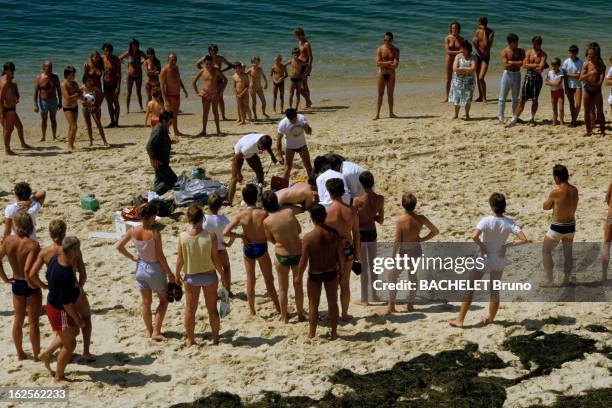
[38,98,58,113]
[243,243,268,259]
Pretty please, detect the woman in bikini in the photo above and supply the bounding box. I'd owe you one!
[83,51,103,90]
[119,38,146,113]
[579,43,606,136]
[270,54,287,113]
[61,66,81,152]
[143,48,161,102]
[443,20,463,102]
[80,74,108,147]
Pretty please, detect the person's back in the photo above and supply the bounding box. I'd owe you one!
[3,235,39,280]
[316,170,349,207]
[303,224,339,274]
[326,200,356,240]
[276,182,314,208]
[131,226,157,263]
[397,212,424,243]
[264,208,301,256]
[354,191,383,231]
[203,213,230,249]
[551,182,579,223]
[180,229,214,275]
[477,215,520,256]
[239,207,268,244]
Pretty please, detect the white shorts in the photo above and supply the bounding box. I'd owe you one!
[545,222,576,242]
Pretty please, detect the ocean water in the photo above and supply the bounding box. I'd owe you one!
[1,0,610,93]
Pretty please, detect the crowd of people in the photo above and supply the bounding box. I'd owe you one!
[0,18,611,386]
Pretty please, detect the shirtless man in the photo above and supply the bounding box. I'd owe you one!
[29,220,94,362]
[160,53,188,139]
[602,181,612,281]
[324,178,360,320]
[262,191,304,323]
[298,204,344,340]
[514,36,547,126]
[192,55,222,136]
[34,61,62,141]
[498,34,526,125]
[0,214,41,361]
[224,185,280,316]
[352,171,384,306]
[542,164,579,286]
[473,17,495,103]
[101,43,121,128]
[196,44,237,121]
[276,179,317,210]
[228,133,276,206]
[379,193,439,315]
[374,32,400,120]
[294,27,313,108]
[1,62,31,155]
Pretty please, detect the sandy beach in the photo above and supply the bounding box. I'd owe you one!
[0,83,611,407]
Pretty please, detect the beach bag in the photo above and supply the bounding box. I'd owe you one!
[218,287,230,318]
[174,178,228,207]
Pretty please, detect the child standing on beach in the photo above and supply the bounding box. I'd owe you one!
[144,87,164,128]
[81,74,108,147]
[287,48,304,110]
[232,63,251,125]
[203,194,234,296]
[246,56,269,120]
[545,58,565,125]
[270,55,287,113]
[607,55,612,114]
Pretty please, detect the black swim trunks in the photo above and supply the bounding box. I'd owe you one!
[521,73,543,101]
[12,279,40,297]
[360,229,377,243]
[343,243,355,261]
[308,269,337,283]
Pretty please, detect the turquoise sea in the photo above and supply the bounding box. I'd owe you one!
[1,0,610,95]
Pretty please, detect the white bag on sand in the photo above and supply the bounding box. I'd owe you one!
[218,288,230,318]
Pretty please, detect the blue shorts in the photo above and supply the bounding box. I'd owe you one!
[184,272,218,287]
[135,260,167,293]
[38,98,58,113]
[243,243,268,259]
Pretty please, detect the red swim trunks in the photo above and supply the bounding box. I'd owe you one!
[46,303,75,332]
[151,117,159,127]
[551,89,564,99]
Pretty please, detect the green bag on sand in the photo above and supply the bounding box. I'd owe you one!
[218,288,230,318]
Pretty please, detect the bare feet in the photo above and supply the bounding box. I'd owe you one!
[278,315,289,324]
[80,353,96,363]
[212,335,220,345]
[297,314,306,322]
[539,280,556,288]
[5,149,17,156]
[340,314,351,322]
[196,130,206,137]
[329,331,338,341]
[186,338,196,347]
[480,316,493,326]
[151,333,167,341]
[39,137,46,142]
[373,116,380,121]
[448,319,463,328]
[406,304,414,312]
[389,113,397,118]
[353,300,369,307]
[39,351,54,375]
[54,377,71,386]
[17,351,27,360]
[376,305,396,316]
[21,143,32,149]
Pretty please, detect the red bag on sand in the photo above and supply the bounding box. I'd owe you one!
[271,176,289,191]
[121,206,141,221]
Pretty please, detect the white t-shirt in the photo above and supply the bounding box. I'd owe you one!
[547,70,564,91]
[203,214,230,250]
[277,114,308,150]
[4,201,42,240]
[316,169,351,208]
[341,161,365,198]
[234,133,263,159]
[561,57,583,89]
[475,215,521,267]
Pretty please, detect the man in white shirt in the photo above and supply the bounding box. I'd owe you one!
[316,164,350,208]
[3,182,46,241]
[561,45,583,127]
[449,193,528,328]
[276,109,312,180]
[325,154,366,198]
[228,133,276,205]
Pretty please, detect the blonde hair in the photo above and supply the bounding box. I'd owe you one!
[14,213,34,237]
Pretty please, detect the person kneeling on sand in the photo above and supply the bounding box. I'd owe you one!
[449,193,528,328]
[298,204,344,340]
[262,191,304,323]
[175,205,225,346]
[146,110,178,196]
[275,175,318,211]
[37,237,86,385]
[0,213,41,361]
[116,204,175,340]
[224,185,281,316]
[29,220,94,362]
